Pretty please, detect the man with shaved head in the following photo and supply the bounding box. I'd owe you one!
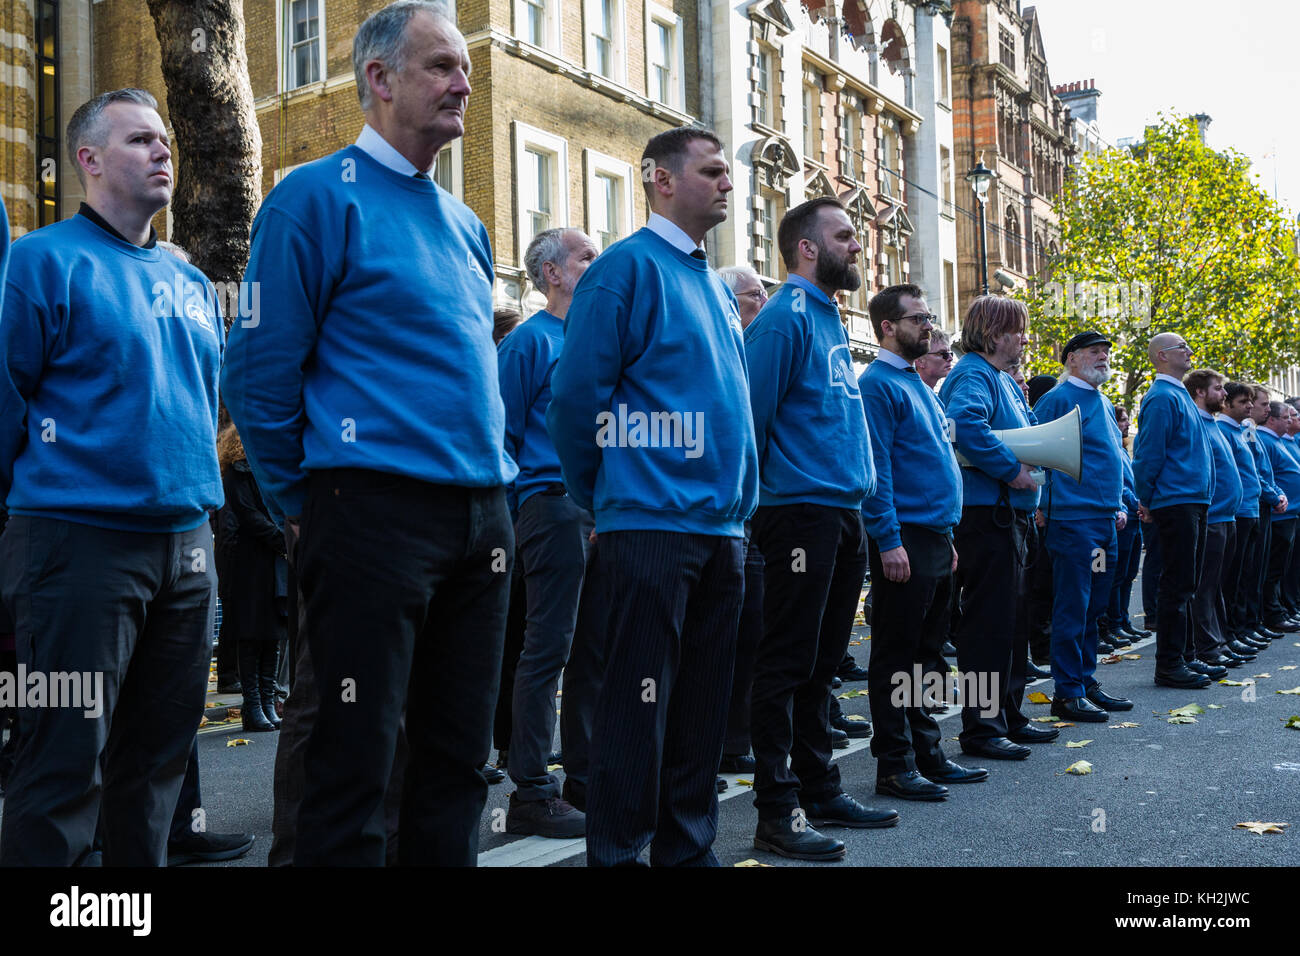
[1132,334,1216,689]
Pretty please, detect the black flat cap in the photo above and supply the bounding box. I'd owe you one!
[1061,330,1112,363]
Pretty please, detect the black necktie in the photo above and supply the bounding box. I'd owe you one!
[414,170,431,180]
[691,249,706,260]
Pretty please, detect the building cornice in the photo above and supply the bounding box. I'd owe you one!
[801,48,924,134]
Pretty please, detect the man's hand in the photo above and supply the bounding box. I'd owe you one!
[589,529,598,544]
[950,542,958,573]
[1116,510,1127,531]
[1008,464,1037,491]
[881,545,911,583]
[1138,504,1151,523]
[1277,495,1289,514]
[1034,508,1046,528]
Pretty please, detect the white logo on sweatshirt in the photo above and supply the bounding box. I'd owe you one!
[828,344,859,397]
[467,250,487,283]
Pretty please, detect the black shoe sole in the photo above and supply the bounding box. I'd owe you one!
[753,837,847,861]
[167,836,255,866]
[1153,677,1211,689]
[922,773,989,784]
[805,811,902,827]
[960,746,1030,761]
[1008,732,1060,743]
[872,785,947,802]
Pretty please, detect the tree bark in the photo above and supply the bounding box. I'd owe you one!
[146,0,261,325]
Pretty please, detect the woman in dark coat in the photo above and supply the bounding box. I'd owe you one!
[216,425,287,732]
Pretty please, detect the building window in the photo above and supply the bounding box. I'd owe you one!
[514,123,569,257]
[586,0,626,84]
[645,3,685,109]
[756,194,777,277]
[998,27,1016,71]
[937,45,949,105]
[840,107,861,182]
[584,149,634,250]
[516,0,560,51]
[943,259,956,328]
[1003,206,1022,273]
[939,145,952,214]
[433,139,464,200]
[879,123,899,198]
[36,0,59,225]
[754,48,774,127]
[802,84,818,159]
[286,0,324,89]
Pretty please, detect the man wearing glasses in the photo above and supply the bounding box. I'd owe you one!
[914,329,955,391]
[1132,333,1216,689]
[718,265,768,329]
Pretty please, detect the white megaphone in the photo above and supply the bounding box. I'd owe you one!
[954,405,1083,484]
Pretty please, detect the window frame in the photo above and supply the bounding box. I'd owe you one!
[514,123,570,260]
[584,149,634,251]
[285,0,326,91]
[754,46,775,128]
[515,0,561,53]
[644,1,685,109]
[433,138,465,200]
[936,44,949,105]
[585,0,627,85]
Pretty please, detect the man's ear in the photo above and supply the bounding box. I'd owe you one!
[365,60,395,104]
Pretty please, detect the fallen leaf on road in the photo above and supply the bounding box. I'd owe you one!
[1167,716,1198,724]
[1207,704,1224,709]
[837,689,868,699]
[1052,721,1075,728]
[735,779,753,787]
[1218,679,1251,686]
[1100,655,1122,664]
[1278,687,1300,696]
[1253,673,1271,679]
[1283,716,1300,729]
[1064,760,1093,775]
[227,738,251,747]
[734,859,772,866]
[1122,654,1142,660]
[1112,644,1133,652]
[1066,740,1093,748]
[1168,704,1206,716]
[1280,665,1298,671]
[849,640,862,646]
[222,716,242,724]
[1027,691,1051,704]
[1234,821,1288,835]
[1108,722,1141,728]
[844,714,869,721]
[1031,716,1058,723]
[547,764,563,772]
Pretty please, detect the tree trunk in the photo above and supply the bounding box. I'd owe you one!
[146,0,261,325]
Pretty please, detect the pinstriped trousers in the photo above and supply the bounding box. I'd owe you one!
[584,530,744,867]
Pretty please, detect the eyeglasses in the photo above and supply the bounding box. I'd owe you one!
[898,312,937,327]
[1157,343,1192,354]
[736,289,768,301]
[925,349,954,361]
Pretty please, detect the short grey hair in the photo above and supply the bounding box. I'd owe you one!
[354,1,456,110]
[928,327,950,349]
[524,228,575,292]
[66,88,159,186]
[717,264,761,293]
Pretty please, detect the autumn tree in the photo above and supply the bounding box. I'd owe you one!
[1019,115,1300,410]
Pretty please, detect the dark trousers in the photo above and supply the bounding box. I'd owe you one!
[0,516,215,866]
[1224,516,1259,637]
[1263,517,1297,625]
[952,506,1030,743]
[1285,519,1300,614]
[1106,521,1142,625]
[169,737,203,844]
[1141,523,1163,623]
[1045,517,1118,699]
[1151,503,1208,672]
[493,562,526,753]
[557,536,611,808]
[1026,523,1054,663]
[724,539,764,758]
[866,526,951,777]
[293,470,511,866]
[1249,500,1273,628]
[510,492,594,801]
[1191,520,1233,660]
[750,505,866,820]
[585,531,743,867]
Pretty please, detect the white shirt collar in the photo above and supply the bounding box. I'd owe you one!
[1214,412,1239,426]
[646,213,704,256]
[1260,425,1280,438]
[875,349,912,371]
[355,124,433,177]
[1155,373,1187,390]
[1196,408,1214,421]
[1067,375,1096,391]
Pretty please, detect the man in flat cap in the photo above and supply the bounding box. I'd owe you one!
[1031,331,1132,721]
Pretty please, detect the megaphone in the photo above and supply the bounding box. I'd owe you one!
[954,405,1082,483]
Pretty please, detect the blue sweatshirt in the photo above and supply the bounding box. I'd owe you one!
[1120,450,1140,516]
[857,352,961,550]
[498,310,567,512]
[1131,377,1214,509]
[1033,379,1124,520]
[1245,421,1282,508]
[744,277,874,509]
[1200,409,1242,523]
[547,227,758,536]
[1216,416,1264,518]
[0,214,223,531]
[1257,427,1300,521]
[938,352,1038,511]
[222,146,515,519]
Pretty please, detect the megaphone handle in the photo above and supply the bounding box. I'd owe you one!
[1030,467,1046,486]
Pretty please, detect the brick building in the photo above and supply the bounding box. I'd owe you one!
[4,0,703,309]
[949,0,1073,306]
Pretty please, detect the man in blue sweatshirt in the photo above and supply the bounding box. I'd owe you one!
[547,127,759,866]
[939,296,1041,761]
[1185,370,1240,675]
[1033,332,1133,721]
[859,284,986,802]
[1132,333,1216,688]
[222,3,516,866]
[1280,403,1300,619]
[1259,402,1300,632]
[0,89,223,866]
[1246,386,1289,641]
[743,198,897,861]
[496,227,598,838]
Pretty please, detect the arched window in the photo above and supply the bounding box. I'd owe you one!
[1003,207,1022,273]
[880,19,908,74]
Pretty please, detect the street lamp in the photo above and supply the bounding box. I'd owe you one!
[966,154,997,295]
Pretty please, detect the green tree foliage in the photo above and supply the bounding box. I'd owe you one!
[1019,115,1300,409]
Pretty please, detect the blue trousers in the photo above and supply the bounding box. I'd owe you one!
[1106,520,1142,624]
[1045,517,1118,699]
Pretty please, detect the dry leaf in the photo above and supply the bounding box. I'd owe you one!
[1218,679,1249,686]
[1282,715,1300,729]
[1280,665,1298,671]
[1108,722,1140,728]
[1167,716,1198,724]
[1064,760,1093,775]
[1122,653,1141,660]
[844,714,869,722]
[1207,704,1224,709]
[227,738,252,747]
[837,689,868,699]
[1234,821,1289,836]
[547,764,563,772]
[198,716,210,728]
[735,778,753,787]
[1100,654,1122,665]
[1052,721,1075,728]
[734,859,772,866]
[1031,716,1058,723]
[1111,644,1133,652]
[1253,673,1271,679]
[849,640,862,646]
[1065,740,1093,748]
[1168,704,1205,716]
[1027,691,1051,704]
[1277,687,1300,696]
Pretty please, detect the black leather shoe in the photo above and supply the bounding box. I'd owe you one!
[831,676,843,689]
[1117,623,1150,640]
[1257,625,1284,639]
[1051,696,1109,722]
[1154,666,1212,689]
[719,753,757,773]
[1008,722,1059,743]
[806,792,902,827]
[716,776,728,793]
[1265,619,1300,633]
[875,771,948,801]
[942,641,958,656]
[1085,685,1133,711]
[836,662,870,682]
[167,831,255,866]
[754,815,846,861]
[1207,652,1244,668]
[918,759,988,784]
[482,763,506,784]
[831,727,850,750]
[1226,640,1259,658]
[1026,660,1052,680]
[831,714,873,738]
[1232,636,1265,652]
[1186,658,1229,679]
[960,737,1031,760]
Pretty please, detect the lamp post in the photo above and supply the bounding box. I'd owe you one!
[966,155,996,295]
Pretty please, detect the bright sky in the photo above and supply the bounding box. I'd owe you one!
[1031,0,1300,220]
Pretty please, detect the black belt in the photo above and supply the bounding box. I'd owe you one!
[539,483,567,496]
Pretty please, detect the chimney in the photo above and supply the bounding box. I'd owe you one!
[1193,113,1212,145]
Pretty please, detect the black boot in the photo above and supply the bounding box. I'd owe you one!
[238,642,275,732]
[259,642,282,729]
